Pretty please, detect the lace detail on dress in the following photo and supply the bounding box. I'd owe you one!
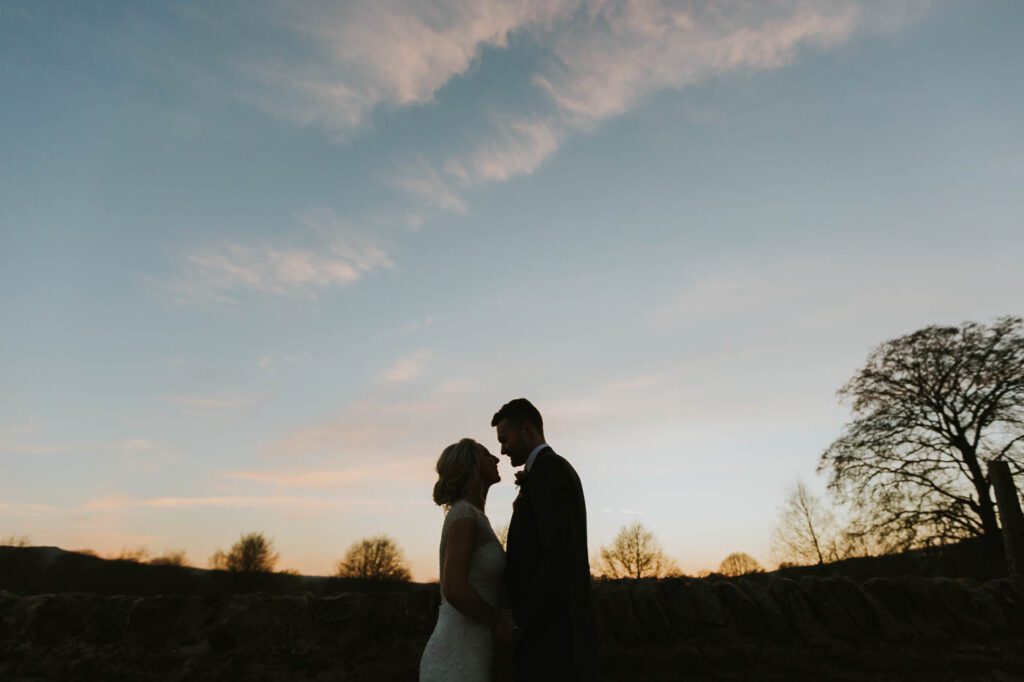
[420,500,506,681]
[438,501,498,575]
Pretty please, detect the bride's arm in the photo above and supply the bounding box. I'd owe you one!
[441,518,502,629]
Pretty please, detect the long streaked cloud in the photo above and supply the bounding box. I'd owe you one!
[0,501,64,514]
[657,249,1023,329]
[373,316,436,341]
[170,394,259,418]
[82,495,380,511]
[237,0,928,200]
[0,423,65,456]
[535,1,861,125]
[167,208,392,304]
[222,457,433,489]
[442,0,923,188]
[110,438,161,455]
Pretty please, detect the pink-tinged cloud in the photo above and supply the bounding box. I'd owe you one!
[222,457,434,489]
[382,349,433,384]
[267,380,484,462]
[254,0,577,139]
[167,208,392,304]
[82,495,384,511]
[169,394,259,417]
[0,422,65,455]
[236,1,928,192]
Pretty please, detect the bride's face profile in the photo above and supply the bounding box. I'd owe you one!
[475,443,501,487]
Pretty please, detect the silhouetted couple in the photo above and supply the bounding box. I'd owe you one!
[419,398,597,681]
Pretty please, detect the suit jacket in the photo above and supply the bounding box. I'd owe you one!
[505,447,597,681]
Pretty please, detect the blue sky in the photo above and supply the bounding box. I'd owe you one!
[2,0,1023,579]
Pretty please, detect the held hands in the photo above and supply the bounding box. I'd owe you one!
[492,609,522,647]
[491,611,520,682]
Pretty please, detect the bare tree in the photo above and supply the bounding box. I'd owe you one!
[335,535,411,581]
[598,521,679,579]
[820,317,1024,552]
[149,550,188,566]
[1,535,31,547]
[113,547,149,562]
[209,532,279,572]
[772,480,844,567]
[495,523,509,551]
[718,552,762,576]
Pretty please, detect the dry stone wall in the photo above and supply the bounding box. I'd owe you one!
[2,575,1023,681]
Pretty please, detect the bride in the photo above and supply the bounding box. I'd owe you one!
[420,438,517,681]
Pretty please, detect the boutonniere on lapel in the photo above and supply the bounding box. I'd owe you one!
[514,469,530,490]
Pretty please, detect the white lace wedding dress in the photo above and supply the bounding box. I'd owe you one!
[419,500,506,681]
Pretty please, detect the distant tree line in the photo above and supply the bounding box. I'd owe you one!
[206,532,413,580]
[0,531,415,581]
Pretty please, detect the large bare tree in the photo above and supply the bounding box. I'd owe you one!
[597,521,679,579]
[819,316,1024,551]
[335,535,411,581]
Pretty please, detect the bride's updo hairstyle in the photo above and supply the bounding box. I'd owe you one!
[433,438,479,508]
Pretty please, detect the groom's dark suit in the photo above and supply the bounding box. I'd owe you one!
[505,447,597,681]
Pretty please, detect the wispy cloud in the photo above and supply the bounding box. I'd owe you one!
[382,349,433,384]
[373,316,435,341]
[601,507,642,515]
[445,117,561,184]
[111,438,161,455]
[433,378,482,398]
[0,501,63,514]
[223,457,432,489]
[255,352,313,371]
[251,1,575,140]
[657,250,1021,328]
[0,423,64,455]
[268,379,482,460]
[83,495,377,511]
[167,207,392,304]
[170,394,259,418]
[444,0,906,187]
[389,155,468,215]
[534,1,863,126]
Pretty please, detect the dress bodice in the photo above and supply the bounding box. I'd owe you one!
[438,500,505,608]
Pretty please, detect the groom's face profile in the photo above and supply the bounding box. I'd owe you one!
[495,418,529,467]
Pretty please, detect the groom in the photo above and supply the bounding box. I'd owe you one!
[492,398,597,681]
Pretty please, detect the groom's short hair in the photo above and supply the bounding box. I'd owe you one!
[491,398,543,432]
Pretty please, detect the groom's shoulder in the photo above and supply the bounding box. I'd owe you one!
[537,448,579,479]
